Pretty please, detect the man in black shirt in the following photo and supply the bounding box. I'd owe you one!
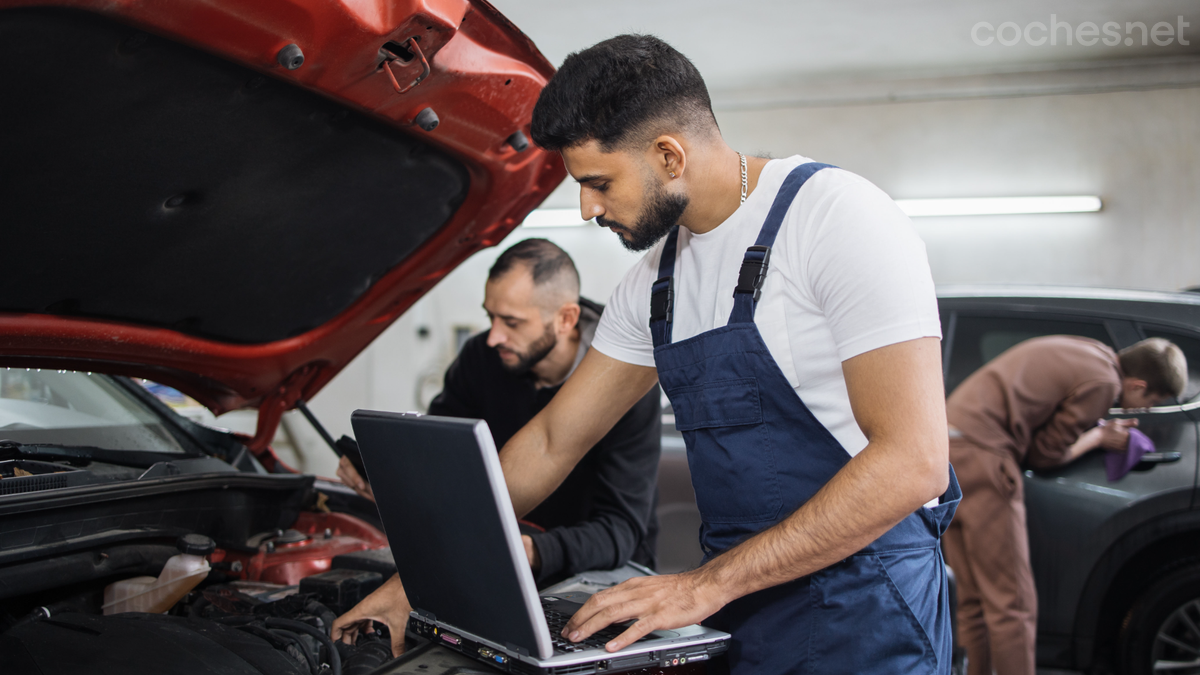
[336,239,661,594]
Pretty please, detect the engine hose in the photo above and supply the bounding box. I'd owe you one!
[264,618,342,675]
[214,616,341,675]
[236,624,318,675]
[303,599,337,635]
[269,628,320,675]
[187,596,211,619]
[342,639,392,675]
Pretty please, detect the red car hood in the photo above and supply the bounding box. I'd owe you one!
[0,0,565,448]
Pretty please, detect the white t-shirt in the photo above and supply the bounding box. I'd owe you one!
[593,156,941,458]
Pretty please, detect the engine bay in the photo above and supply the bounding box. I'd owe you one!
[1,510,397,675]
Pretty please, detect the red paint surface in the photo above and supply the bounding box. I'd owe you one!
[0,0,567,447]
[219,511,390,586]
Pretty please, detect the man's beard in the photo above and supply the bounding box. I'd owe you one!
[597,177,689,252]
[497,323,557,376]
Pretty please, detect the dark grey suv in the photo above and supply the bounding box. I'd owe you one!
[938,286,1200,675]
[655,286,1200,675]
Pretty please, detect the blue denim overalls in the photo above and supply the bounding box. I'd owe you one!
[649,163,961,674]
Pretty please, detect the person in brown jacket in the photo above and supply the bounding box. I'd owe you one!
[943,335,1187,675]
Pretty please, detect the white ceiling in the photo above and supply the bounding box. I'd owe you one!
[493,0,1200,95]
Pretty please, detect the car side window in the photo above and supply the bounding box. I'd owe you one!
[945,315,1113,396]
[1139,326,1200,404]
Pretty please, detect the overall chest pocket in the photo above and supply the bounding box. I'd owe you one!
[670,377,763,431]
[666,377,781,524]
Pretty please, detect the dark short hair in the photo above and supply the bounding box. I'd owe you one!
[1119,338,1188,398]
[488,238,580,298]
[531,34,717,152]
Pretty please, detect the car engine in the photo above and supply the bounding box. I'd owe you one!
[1,509,398,675]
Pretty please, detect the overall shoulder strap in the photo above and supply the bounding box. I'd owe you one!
[729,162,835,325]
[649,226,680,347]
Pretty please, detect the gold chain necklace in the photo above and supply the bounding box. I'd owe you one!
[738,152,747,204]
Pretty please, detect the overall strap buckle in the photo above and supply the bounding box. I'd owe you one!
[650,276,674,325]
[733,245,771,303]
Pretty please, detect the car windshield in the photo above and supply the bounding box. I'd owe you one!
[0,369,189,454]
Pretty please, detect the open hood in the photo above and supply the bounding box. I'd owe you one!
[0,0,566,448]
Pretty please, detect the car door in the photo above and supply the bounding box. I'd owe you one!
[941,310,1200,659]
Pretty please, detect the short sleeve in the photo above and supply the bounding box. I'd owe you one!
[795,171,941,362]
[591,246,661,368]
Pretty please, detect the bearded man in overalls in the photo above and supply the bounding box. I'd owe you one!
[337,33,960,673]
[504,34,961,674]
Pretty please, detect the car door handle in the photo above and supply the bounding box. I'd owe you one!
[1136,452,1182,465]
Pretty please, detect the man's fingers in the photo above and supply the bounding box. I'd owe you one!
[335,457,355,485]
[389,632,407,658]
[338,457,365,490]
[567,599,640,643]
[604,619,656,652]
[333,618,367,644]
[562,591,612,637]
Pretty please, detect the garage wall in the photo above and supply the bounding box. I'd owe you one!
[717,72,1200,292]
[292,71,1200,474]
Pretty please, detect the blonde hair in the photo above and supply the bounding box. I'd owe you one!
[1118,338,1188,398]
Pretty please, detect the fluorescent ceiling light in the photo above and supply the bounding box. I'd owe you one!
[521,208,592,228]
[896,196,1101,217]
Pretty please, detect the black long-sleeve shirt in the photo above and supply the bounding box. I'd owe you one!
[427,298,661,586]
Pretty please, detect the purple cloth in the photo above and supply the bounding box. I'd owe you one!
[1106,428,1155,481]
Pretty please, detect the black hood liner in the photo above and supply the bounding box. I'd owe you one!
[0,9,470,344]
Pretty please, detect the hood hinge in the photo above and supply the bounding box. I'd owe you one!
[247,364,322,453]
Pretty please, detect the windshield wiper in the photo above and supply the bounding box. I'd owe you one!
[0,441,200,469]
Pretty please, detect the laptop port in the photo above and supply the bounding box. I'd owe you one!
[479,648,494,659]
[440,632,461,646]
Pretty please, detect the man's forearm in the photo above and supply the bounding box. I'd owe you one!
[501,415,574,517]
[498,351,660,517]
[692,436,946,603]
[529,514,639,583]
[1061,426,1104,464]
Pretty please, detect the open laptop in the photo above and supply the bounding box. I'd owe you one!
[350,410,730,674]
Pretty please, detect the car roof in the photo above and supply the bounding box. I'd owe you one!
[937,285,1200,332]
[938,285,1200,306]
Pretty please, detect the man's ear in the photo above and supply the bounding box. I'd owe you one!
[1125,377,1149,394]
[557,302,581,335]
[651,135,687,181]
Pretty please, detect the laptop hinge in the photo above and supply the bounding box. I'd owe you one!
[414,608,436,621]
[505,641,530,657]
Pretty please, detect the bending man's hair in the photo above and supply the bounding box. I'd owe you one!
[489,238,581,308]
[1118,338,1188,398]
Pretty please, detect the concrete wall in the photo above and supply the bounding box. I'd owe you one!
[288,72,1200,474]
[719,84,1200,292]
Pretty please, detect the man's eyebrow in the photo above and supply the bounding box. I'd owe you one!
[483,307,523,322]
[574,173,606,185]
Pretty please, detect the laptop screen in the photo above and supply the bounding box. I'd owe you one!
[350,411,549,657]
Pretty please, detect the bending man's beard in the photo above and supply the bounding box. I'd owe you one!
[497,323,557,376]
[597,178,689,252]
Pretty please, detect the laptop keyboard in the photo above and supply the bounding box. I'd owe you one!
[542,600,652,654]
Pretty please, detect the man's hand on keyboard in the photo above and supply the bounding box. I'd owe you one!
[332,573,411,657]
[561,571,727,652]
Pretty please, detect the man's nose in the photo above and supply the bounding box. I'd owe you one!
[579,192,604,222]
[486,322,505,348]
